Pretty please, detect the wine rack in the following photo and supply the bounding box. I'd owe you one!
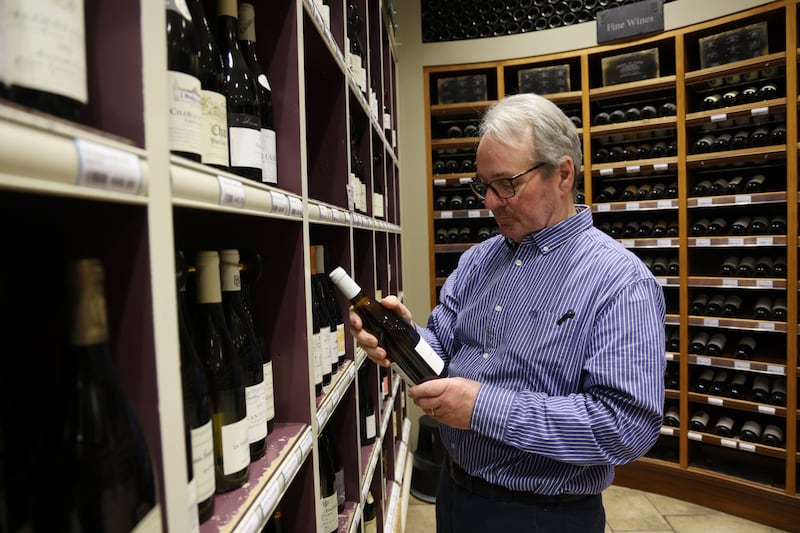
[422,1,799,529]
[0,1,410,532]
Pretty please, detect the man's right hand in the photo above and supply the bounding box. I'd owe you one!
[348,295,413,368]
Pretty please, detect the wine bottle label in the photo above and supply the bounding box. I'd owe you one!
[200,89,229,166]
[191,420,216,501]
[229,123,263,169]
[313,331,323,385]
[263,362,275,420]
[413,334,446,375]
[320,326,332,372]
[70,260,110,345]
[365,413,377,439]
[329,329,339,368]
[130,505,162,533]
[320,493,339,531]
[168,71,203,156]
[220,417,250,475]
[245,383,268,442]
[261,127,278,184]
[5,0,88,102]
[186,477,200,533]
[336,323,346,357]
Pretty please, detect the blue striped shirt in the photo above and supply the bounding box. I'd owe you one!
[421,205,665,495]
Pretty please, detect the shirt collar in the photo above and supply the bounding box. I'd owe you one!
[508,205,592,254]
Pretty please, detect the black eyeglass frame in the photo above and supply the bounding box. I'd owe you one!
[469,161,548,200]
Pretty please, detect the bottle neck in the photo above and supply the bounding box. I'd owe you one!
[70,259,109,346]
[238,2,257,41]
[195,253,223,304]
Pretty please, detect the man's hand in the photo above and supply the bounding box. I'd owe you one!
[408,377,481,430]
[348,295,412,368]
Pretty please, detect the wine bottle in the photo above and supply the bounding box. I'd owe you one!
[739,419,762,442]
[592,147,609,163]
[771,297,787,321]
[754,256,773,278]
[729,130,750,150]
[751,375,770,403]
[690,294,709,315]
[666,221,679,237]
[758,83,778,100]
[666,329,680,352]
[435,227,448,243]
[621,184,638,200]
[318,434,339,533]
[193,251,249,492]
[691,180,712,196]
[736,256,756,277]
[769,216,787,235]
[706,332,727,355]
[263,506,286,533]
[641,105,658,119]
[358,366,377,446]
[658,102,677,116]
[648,182,665,199]
[772,256,787,278]
[769,124,787,145]
[608,109,625,123]
[606,146,624,162]
[167,0,203,161]
[688,331,709,354]
[593,111,610,125]
[728,373,749,398]
[689,218,709,236]
[432,160,446,174]
[701,93,722,110]
[624,107,641,121]
[667,257,679,276]
[311,246,339,378]
[449,194,464,210]
[769,378,786,407]
[364,491,377,533]
[220,249,267,460]
[713,415,735,437]
[706,217,727,235]
[688,410,711,432]
[186,0,229,169]
[215,0,262,179]
[705,294,724,316]
[638,220,654,238]
[760,424,784,447]
[692,368,715,393]
[6,0,88,122]
[747,216,769,235]
[710,370,730,395]
[622,220,639,238]
[55,259,160,531]
[176,251,215,522]
[314,245,347,367]
[238,2,278,184]
[327,431,346,512]
[720,256,738,276]
[749,127,769,147]
[446,125,463,137]
[729,216,751,235]
[721,90,739,106]
[330,267,446,385]
[711,133,731,152]
[721,296,741,318]
[740,86,759,103]
[447,228,459,242]
[635,183,652,199]
[595,185,617,202]
[753,296,773,320]
[663,404,680,427]
[734,336,757,360]
[725,175,744,194]
[692,135,716,154]
[309,249,326,395]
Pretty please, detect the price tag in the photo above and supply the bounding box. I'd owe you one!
[346,183,355,211]
[756,237,773,246]
[596,203,611,212]
[625,165,641,174]
[281,452,300,481]
[289,196,303,217]
[259,482,282,518]
[621,239,635,248]
[728,237,744,246]
[627,201,640,211]
[433,179,446,186]
[702,318,718,327]
[660,427,675,436]
[756,279,773,288]
[739,442,756,452]
[657,200,672,209]
[696,356,712,366]
[75,138,142,195]
[757,322,775,331]
[653,163,669,172]
[766,364,785,375]
[240,511,262,533]
[315,405,328,428]
[710,113,727,122]
[330,385,341,405]
[751,106,768,117]
[707,397,723,406]
[458,177,473,184]
[348,363,356,380]
[269,191,289,215]
[300,430,314,457]
[439,211,453,219]
[665,352,674,361]
[734,360,751,371]
[656,277,667,286]
[331,209,341,223]
[697,197,713,206]
[695,238,710,247]
[656,239,672,248]
[599,168,614,177]
[217,176,245,208]
[688,431,703,441]
[467,209,481,218]
[758,405,776,415]
[722,279,738,287]
[720,438,738,449]
[735,194,751,204]
[318,204,330,221]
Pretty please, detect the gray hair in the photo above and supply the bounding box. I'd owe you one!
[479,93,583,175]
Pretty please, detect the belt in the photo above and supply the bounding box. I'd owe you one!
[447,456,594,506]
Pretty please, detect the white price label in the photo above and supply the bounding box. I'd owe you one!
[621,239,635,248]
[710,113,727,122]
[756,279,773,288]
[240,511,261,533]
[739,442,756,452]
[660,426,675,436]
[696,356,712,366]
[318,204,330,221]
[707,397,723,406]
[657,200,672,208]
[596,203,611,212]
[728,237,744,246]
[600,168,614,176]
[735,194,751,204]
[665,352,674,361]
[688,431,703,441]
[625,165,641,174]
[289,196,303,217]
[766,364,785,375]
[695,238,710,247]
[698,197,713,206]
[653,163,669,172]
[757,322,775,331]
[259,482,282,518]
[439,211,453,219]
[657,239,672,248]
[751,106,768,117]
[459,177,473,184]
[75,139,142,195]
[756,237,773,246]
[331,208,341,223]
[281,452,300,481]
[467,209,481,218]
[269,191,289,215]
[722,279,738,287]
[758,405,776,415]
[720,438,738,449]
[217,176,245,208]
[702,318,718,327]
[433,179,446,186]
[627,201,640,211]
[734,361,751,371]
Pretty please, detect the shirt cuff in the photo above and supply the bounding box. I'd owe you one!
[471,383,516,441]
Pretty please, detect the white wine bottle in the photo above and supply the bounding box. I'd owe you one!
[318,434,339,533]
[56,259,160,531]
[238,2,278,184]
[220,249,267,461]
[315,245,347,366]
[329,267,446,385]
[167,0,203,161]
[193,251,250,492]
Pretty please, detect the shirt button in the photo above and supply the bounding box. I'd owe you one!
[514,259,522,266]
[542,246,550,253]
[494,305,502,312]
[482,353,489,359]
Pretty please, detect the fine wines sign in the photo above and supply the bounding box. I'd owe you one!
[597,0,664,44]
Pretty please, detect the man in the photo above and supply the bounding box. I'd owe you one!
[351,93,665,532]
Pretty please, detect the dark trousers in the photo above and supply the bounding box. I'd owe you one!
[435,462,606,533]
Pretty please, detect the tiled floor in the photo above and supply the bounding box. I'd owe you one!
[405,485,789,532]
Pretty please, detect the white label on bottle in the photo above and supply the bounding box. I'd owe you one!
[186,477,200,533]
[167,71,203,155]
[75,139,142,195]
[329,328,339,368]
[366,413,377,439]
[246,382,268,442]
[321,493,339,531]
[261,128,278,184]
[336,324,346,357]
[414,336,445,374]
[5,0,88,102]
[217,176,245,208]
[229,126,262,168]
[131,505,162,533]
[263,362,275,420]
[383,112,391,130]
[221,418,250,475]
[200,89,229,166]
[320,327,332,372]
[313,331,323,386]
[192,420,215,502]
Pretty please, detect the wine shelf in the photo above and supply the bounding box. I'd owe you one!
[423,1,799,529]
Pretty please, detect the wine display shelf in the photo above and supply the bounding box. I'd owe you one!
[0,1,408,533]
[423,1,799,529]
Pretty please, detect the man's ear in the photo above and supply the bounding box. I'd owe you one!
[558,157,575,192]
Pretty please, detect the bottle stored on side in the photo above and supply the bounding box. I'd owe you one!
[329,267,446,385]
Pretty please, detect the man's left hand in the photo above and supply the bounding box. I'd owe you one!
[408,377,481,430]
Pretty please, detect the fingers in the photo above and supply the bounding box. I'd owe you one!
[348,305,391,367]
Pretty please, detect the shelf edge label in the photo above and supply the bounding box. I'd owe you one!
[75,138,142,195]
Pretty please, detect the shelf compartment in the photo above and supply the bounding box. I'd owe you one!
[687,354,787,377]
[688,191,787,208]
[688,276,787,290]
[685,97,787,127]
[686,431,785,460]
[687,315,786,333]
[684,52,787,88]
[429,100,495,118]
[689,235,787,248]
[591,158,678,177]
[688,392,787,418]
[590,116,677,137]
[685,145,786,167]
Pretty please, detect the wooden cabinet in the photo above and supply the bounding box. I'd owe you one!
[423,1,798,529]
[0,1,408,532]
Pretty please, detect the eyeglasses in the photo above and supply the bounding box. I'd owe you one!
[469,162,547,200]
